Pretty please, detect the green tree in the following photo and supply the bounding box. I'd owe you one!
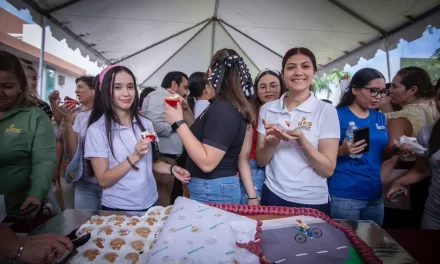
[313,69,351,99]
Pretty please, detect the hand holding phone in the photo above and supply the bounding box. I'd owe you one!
[353,127,370,154]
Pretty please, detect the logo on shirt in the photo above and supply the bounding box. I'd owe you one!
[375,123,386,130]
[4,124,21,136]
[297,117,312,131]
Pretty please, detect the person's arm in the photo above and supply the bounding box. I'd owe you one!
[292,105,340,178]
[381,117,413,183]
[238,127,257,200]
[297,136,339,178]
[28,109,57,201]
[51,102,62,125]
[53,140,64,183]
[255,108,279,167]
[182,107,196,127]
[0,227,75,262]
[143,92,173,137]
[85,124,149,189]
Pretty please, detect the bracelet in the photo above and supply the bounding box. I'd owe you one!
[248,197,258,200]
[126,157,139,171]
[169,165,175,176]
[11,235,23,264]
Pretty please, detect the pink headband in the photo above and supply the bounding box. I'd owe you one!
[99,64,120,85]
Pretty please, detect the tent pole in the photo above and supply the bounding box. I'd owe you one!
[384,36,391,82]
[38,15,46,98]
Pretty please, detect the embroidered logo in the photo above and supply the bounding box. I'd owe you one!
[4,124,21,136]
[297,117,312,131]
[376,123,386,130]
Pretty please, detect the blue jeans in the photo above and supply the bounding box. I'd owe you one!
[240,159,265,204]
[261,184,330,215]
[187,176,241,204]
[74,180,102,210]
[330,195,384,226]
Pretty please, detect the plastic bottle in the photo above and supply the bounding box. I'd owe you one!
[346,121,363,159]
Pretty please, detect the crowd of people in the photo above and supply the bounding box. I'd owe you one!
[0,46,439,262]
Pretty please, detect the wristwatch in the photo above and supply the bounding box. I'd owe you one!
[172,120,185,131]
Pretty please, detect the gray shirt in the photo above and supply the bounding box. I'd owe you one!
[417,124,440,216]
[142,88,183,155]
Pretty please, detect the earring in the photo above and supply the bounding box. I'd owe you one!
[20,90,22,93]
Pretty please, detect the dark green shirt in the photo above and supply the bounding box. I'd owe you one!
[0,106,56,215]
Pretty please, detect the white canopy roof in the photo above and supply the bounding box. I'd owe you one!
[8,0,440,87]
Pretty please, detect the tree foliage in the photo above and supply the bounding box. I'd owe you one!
[313,69,351,99]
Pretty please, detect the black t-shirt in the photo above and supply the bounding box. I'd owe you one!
[186,100,247,179]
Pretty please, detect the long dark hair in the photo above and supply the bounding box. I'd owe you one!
[209,49,255,125]
[428,80,440,157]
[187,72,209,112]
[337,68,385,108]
[88,66,145,158]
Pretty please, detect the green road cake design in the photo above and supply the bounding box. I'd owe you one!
[151,246,169,256]
[210,222,225,230]
[344,248,363,264]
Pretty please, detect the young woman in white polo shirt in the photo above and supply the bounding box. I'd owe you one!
[256,47,340,214]
[84,65,190,211]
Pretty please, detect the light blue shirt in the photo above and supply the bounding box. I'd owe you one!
[84,115,158,210]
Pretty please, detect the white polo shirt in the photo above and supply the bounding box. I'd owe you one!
[85,115,158,210]
[257,92,340,205]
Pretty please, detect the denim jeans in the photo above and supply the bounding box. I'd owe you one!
[240,159,265,204]
[330,195,384,226]
[261,184,330,215]
[74,180,102,210]
[187,176,241,204]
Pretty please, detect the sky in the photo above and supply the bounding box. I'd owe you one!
[1,0,439,81]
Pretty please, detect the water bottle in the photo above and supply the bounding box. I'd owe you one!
[346,122,363,159]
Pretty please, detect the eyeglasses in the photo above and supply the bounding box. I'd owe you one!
[362,87,389,98]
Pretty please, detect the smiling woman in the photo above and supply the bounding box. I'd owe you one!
[255,47,340,214]
[0,51,56,216]
[84,65,190,211]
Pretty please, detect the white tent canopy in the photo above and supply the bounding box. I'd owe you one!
[8,0,440,87]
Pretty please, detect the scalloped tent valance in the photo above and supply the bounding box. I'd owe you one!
[7,0,440,87]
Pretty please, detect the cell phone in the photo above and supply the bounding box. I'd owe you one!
[389,190,405,200]
[353,127,370,154]
[20,204,39,216]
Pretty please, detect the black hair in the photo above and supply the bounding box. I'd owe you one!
[428,80,440,157]
[88,66,145,158]
[337,68,385,108]
[187,72,209,112]
[139,87,155,108]
[75,76,94,89]
[160,71,188,89]
[396,67,434,98]
[321,99,332,104]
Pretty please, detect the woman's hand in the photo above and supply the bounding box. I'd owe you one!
[48,90,60,106]
[20,233,76,264]
[59,103,76,123]
[248,198,259,206]
[19,197,41,218]
[387,181,408,202]
[339,139,367,156]
[164,101,184,125]
[171,166,191,184]
[180,98,190,112]
[262,119,281,145]
[133,138,151,160]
